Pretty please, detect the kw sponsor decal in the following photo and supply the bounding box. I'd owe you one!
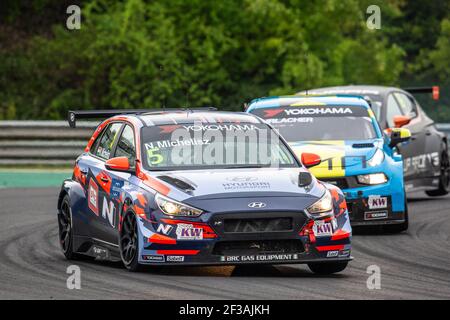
[220,253,299,262]
[368,196,387,209]
[88,179,99,216]
[313,221,334,237]
[176,224,203,240]
[364,211,388,220]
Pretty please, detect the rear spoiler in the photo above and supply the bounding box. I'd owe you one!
[68,107,218,128]
[403,86,440,100]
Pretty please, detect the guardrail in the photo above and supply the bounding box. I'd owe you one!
[0,121,98,166]
[0,121,449,167]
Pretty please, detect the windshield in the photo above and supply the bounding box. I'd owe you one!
[140,122,298,170]
[251,105,378,142]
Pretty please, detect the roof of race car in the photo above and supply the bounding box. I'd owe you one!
[137,110,262,126]
[247,95,371,111]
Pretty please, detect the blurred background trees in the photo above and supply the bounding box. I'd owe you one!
[0,0,449,120]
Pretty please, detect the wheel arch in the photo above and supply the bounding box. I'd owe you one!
[57,179,86,210]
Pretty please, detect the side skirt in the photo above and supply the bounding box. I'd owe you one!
[73,235,121,262]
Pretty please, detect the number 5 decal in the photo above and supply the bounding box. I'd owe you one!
[146,148,164,165]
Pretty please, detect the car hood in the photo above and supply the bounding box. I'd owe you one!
[149,167,325,203]
[289,139,384,178]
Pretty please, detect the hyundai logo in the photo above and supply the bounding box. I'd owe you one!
[248,202,266,208]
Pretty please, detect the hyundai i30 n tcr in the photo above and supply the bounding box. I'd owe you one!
[57,109,352,274]
[247,96,411,232]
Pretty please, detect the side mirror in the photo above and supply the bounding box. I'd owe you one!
[105,157,132,172]
[393,115,411,128]
[301,153,321,168]
[389,128,411,148]
[298,171,313,187]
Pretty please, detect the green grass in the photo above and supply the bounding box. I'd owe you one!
[0,169,72,188]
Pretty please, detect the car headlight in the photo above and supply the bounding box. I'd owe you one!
[357,173,388,185]
[155,194,203,217]
[306,190,334,218]
[367,148,385,167]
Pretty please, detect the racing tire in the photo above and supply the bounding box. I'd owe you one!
[119,212,143,272]
[307,262,348,275]
[426,147,450,197]
[58,195,90,260]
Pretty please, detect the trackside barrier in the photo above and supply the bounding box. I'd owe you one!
[0,121,98,166]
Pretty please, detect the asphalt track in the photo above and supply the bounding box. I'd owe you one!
[0,187,449,300]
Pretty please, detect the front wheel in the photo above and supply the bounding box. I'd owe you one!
[426,147,449,197]
[58,195,89,260]
[119,212,143,272]
[308,262,348,275]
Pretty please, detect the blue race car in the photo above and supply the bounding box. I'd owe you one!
[58,109,352,274]
[247,95,411,232]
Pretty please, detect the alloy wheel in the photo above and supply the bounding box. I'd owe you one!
[58,200,72,253]
[121,213,138,265]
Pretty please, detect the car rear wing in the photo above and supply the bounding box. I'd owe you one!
[403,86,440,100]
[68,108,218,128]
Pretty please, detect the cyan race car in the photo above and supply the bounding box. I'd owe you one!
[301,85,449,196]
[58,109,352,274]
[247,96,411,232]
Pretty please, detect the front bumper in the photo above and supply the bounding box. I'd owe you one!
[322,177,406,226]
[137,210,352,266]
[345,196,406,226]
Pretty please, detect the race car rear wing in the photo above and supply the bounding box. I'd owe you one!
[68,108,218,128]
[403,86,440,100]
